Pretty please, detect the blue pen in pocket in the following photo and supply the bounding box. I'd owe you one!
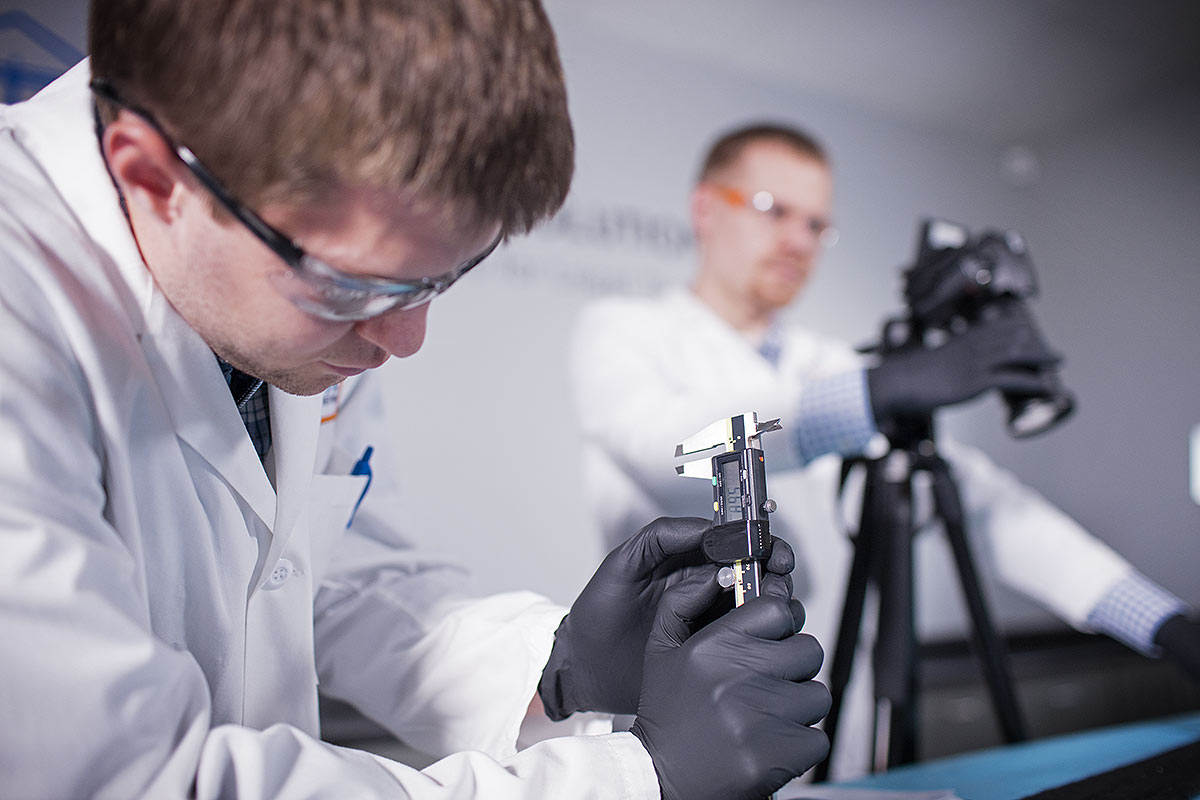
[347,445,373,528]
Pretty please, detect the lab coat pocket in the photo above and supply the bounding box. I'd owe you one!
[306,473,369,586]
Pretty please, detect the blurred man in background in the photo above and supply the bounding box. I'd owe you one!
[570,122,1200,779]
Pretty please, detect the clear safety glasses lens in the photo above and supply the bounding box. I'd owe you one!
[269,256,442,322]
[270,233,501,322]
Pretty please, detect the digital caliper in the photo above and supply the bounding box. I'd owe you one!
[676,412,782,605]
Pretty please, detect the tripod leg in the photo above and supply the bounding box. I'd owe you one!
[928,457,1027,743]
[811,464,878,783]
[869,452,919,769]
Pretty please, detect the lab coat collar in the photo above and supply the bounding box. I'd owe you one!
[16,61,325,543]
[667,288,787,384]
[141,287,278,531]
[126,288,322,555]
[131,268,324,551]
[9,59,152,335]
[670,288,780,354]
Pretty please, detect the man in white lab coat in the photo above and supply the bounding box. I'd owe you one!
[569,122,1200,779]
[0,6,831,799]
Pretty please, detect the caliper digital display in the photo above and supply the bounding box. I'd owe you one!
[720,457,744,518]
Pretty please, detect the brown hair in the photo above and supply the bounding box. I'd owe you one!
[697,122,828,184]
[89,0,574,235]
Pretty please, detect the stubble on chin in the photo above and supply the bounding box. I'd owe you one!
[756,278,805,312]
[264,369,344,397]
[211,343,341,397]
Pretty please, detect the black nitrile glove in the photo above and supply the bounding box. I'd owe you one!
[538,516,796,720]
[629,573,830,800]
[867,304,1061,423]
[1154,613,1200,684]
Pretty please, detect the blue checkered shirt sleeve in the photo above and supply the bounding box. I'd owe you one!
[793,367,882,465]
[1086,572,1187,655]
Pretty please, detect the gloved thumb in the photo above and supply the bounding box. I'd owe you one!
[609,516,711,579]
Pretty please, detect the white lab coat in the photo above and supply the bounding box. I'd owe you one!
[569,289,1134,780]
[0,63,655,799]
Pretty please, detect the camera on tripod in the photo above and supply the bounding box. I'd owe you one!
[821,219,1066,777]
[879,218,1075,438]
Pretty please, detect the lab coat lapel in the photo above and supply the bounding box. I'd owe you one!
[264,387,322,563]
[141,290,278,530]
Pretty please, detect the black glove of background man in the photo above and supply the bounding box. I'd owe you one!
[538,516,796,720]
[867,303,1061,424]
[629,571,831,800]
[1154,613,1200,685]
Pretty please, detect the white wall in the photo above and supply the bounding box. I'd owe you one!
[5,2,1197,638]
[939,77,1200,630]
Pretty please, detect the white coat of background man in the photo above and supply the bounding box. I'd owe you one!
[569,122,1200,780]
[0,6,834,799]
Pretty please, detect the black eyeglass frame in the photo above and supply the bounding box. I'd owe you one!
[90,77,502,321]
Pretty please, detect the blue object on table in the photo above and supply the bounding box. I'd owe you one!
[829,711,1200,800]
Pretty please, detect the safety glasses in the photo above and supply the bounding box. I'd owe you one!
[91,78,501,321]
[709,183,839,248]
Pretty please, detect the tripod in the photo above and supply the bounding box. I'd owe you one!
[812,419,1027,782]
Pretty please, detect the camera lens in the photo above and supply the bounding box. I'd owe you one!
[1005,386,1074,438]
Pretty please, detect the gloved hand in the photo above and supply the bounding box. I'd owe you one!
[867,303,1061,423]
[629,573,831,800]
[538,516,796,720]
[1154,613,1200,684]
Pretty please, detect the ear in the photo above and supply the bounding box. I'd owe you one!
[101,112,185,223]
